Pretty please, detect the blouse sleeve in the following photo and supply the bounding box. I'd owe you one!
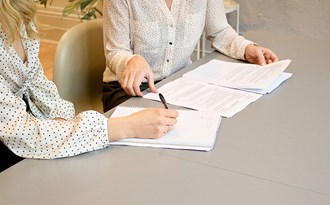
[205,0,253,60]
[30,59,77,120]
[0,77,110,159]
[103,0,135,82]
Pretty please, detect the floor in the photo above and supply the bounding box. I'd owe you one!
[39,43,57,81]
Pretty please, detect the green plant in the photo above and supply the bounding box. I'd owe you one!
[37,0,103,20]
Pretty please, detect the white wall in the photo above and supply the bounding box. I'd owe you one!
[236,0,330,40]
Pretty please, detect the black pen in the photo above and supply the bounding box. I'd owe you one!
[159,93,169,109]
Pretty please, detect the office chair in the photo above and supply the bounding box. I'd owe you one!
[53,19,105,114]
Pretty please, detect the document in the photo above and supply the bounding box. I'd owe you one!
[183,59,292,93]
[144,59,292,117]
[242,72,293,94]
[110,107,222,151]
[144,78,262,118]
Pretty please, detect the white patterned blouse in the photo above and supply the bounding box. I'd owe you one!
[0,23,109,159]
[103,0,253,83]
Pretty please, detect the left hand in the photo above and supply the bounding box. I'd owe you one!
[244,44,279,66]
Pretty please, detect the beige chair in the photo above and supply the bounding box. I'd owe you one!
[53,19,105,114]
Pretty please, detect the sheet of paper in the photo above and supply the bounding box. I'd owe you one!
[144,78,262,118]
[241,72,293,94]
[110,107,222,151]
[183,59,292,90]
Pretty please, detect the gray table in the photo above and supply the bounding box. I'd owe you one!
[1,31,329,205]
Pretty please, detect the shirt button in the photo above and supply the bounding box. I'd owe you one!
[167,59,170,62]
[170,24,174,28]
[169,42,172,45]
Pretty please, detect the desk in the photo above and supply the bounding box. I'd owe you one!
[1,31,330,205]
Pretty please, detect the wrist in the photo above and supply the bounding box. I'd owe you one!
[107,115,139,141]
[107,117,129,141]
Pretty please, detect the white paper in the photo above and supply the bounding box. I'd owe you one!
[241,72,293,94]
[144,78,262,118]
[183,59,292,90]
[110,107,222,151]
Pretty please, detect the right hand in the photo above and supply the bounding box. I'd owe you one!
[244,44,279,66]
[107,108,179,141]
[121,55,158,96]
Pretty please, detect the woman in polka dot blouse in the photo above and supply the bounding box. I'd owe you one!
[0,0,178,172]
[102,0,279,111]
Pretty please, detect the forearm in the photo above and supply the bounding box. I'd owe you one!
[2,111,109,159]
[103,0,134,82]
[107,117,132,141]
[205,0,253,60]
[104,49,135,82]
[210,25,253,60]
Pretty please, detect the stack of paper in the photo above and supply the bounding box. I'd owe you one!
[144,59,292,117]
[109,107,222,151]
[183,59,292,94]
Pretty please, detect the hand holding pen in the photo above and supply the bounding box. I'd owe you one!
[158,93,179,134]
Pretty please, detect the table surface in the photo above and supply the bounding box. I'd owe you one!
[1,31,329,205]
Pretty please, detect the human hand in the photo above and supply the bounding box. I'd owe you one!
[244,44,279,66]
[107,108,179,141]
[121,55,158,96]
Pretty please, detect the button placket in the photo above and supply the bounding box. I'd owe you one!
[164,19,175,74]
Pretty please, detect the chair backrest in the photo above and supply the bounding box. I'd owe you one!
[53,19,105,114]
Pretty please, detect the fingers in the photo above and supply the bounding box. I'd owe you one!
[261,48,279,65]
[246,44,279,66]
[163,125,174,134]
[121,55,154,96]
[256,46,266,66]
[132,74,144,96]
[146,72,158,93]
[121,72,143,96]
[152,109,178,125]
[122,70,157,96]
[161,110,178,136]
[164,109,179,118]
[163,114,178,126]
[266,49,279,63]
[152,109,179,136]
[132,108,179,139]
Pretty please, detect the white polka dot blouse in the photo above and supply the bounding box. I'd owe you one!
[102,0,253,83]
[0,23,109,159]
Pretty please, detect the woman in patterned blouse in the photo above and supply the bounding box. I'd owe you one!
[102,0,279,111]
[0,0,178,172]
